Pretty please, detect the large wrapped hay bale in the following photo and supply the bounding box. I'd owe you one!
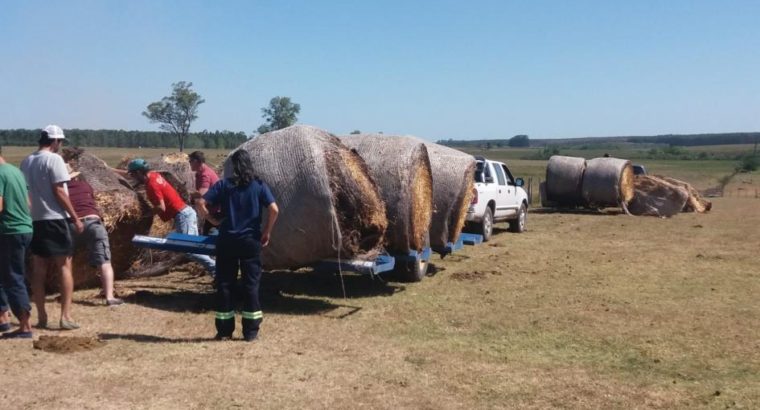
[657,176,712,213]
[421,142,475,251]
[628,175,689,217]
[581,157,635,208]
[59,149,153,287]
[545,155,586,207]
[225,125,387,269]
[340,134,434,254]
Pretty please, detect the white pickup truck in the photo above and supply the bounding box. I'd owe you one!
[465,156,528,241]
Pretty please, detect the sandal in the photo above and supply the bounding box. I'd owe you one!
[60,319,80,330]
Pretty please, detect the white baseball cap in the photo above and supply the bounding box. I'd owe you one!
[42,124,65,139]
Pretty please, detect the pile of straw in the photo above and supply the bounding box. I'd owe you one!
[628,175,690,217]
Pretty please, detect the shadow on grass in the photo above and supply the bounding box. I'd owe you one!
[98,333,216,343]
[532,207,624,216]
[262,269,405,300]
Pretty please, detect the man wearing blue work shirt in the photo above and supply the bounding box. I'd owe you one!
[197,150,278,342]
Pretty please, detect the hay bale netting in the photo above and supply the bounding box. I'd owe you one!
[581,157,635,208]
[657,175,712,213]
[628,175,689,217]
[58,149,153,288]
[340,134,434,254]
[225,125,388,269]
[420,142,475,251]
[545,156,587,207]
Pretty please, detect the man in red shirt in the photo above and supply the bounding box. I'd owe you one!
[124,159,216,275]
[188,151,220,235]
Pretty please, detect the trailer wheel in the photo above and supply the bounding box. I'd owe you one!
[394,233,430,282]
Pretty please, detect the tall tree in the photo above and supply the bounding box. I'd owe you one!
[508,134,530,147]
[257,96,300,135]
[142,81,204,152]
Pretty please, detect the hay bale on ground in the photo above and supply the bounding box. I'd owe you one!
[628,175,689,217]
[109,153,193,278]
[545,156,586,207]
[341,134,433,254]
[59,149,153,287]
[656,176,712,213]
[420,142,475,251]
[226,125,387,269]
[581,157,634,208]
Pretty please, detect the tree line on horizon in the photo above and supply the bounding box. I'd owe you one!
[438,132,760,148]
[0,128,248,149]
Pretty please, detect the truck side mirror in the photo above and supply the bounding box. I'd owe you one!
[485,176,494,183]
[515,178,524,187]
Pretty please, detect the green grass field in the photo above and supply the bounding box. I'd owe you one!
[1,143,758,408]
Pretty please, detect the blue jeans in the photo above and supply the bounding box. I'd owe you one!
[0,233,33,318]
[174,206,216,275]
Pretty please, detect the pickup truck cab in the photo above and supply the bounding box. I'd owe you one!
[465,156,528,241]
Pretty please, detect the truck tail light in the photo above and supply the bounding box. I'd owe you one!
[471,188,478,205]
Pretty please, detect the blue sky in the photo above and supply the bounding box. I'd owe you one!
[1,0,759,140]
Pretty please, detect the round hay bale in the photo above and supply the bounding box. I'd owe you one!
[545,155,586,207]
[225,125,387,269]
[628,175,689,217]
[581,157,634,208]
[341,134,433,254]
[419,142,475,250]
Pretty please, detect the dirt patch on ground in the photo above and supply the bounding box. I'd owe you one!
[33,335,105,354]
[450,270,499,281]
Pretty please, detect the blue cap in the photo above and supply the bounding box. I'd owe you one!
[127,158,149,172]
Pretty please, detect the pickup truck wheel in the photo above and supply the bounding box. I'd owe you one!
[478,207,493,241]
[509,204,527,233]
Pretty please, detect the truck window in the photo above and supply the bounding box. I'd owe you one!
[502,164,516,185]
[493,163,506,186]
[474,161,485,183]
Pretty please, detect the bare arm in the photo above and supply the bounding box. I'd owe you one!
[195,198,220,226]
[110,167,129,177]
[0,196,4,213]
[261,202,279,247]
[54,182,83,233]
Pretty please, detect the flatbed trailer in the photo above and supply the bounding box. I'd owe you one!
[132,233,431,281]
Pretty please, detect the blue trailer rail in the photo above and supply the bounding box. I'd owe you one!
[460,233,484,245]
[132,233,217,255]
[133,233,400,276]
[313,254,396,276]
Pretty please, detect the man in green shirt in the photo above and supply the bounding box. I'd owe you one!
[0,148,34,338]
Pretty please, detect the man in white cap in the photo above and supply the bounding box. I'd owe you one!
[20,125,84,330]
